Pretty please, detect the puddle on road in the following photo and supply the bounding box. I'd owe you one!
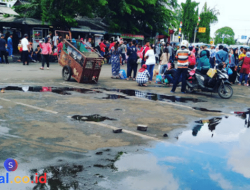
[98,110,250,190]
[192,107,222,113]
[71,114,116,122]
[30,164,83,189]
[92,88,206,103]
[1,86,102,95]
[101,94,129,100]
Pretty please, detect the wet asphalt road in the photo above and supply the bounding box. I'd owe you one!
[0,62,250,190]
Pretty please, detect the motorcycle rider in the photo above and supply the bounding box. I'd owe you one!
[171,40,191,93]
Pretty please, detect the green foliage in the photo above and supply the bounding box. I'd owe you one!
[13,0,42,19]
[13,0,178,34]
[196,2,219,43]
[181,0,199,42]
[215,27,235,45]
[96,0,178,35]
[3,14,10,18]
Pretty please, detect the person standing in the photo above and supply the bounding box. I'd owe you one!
[159,48,170,74]
[215,45,228,69]
[188,46,196,69]
[110,42,122,79]
[229,48,239,84]
[120,40,127,65]
[145,44,156,83]
[7,34,13,58]
[99,39,106,57]
[140,41,150,67]
[238,52,250,86]
[210,45,216,68]
[21,34,29,65]
[0,34,9,64]
[52,33,59,50]
[155,41,161,63]
[39,37,52,70]
[171,40,191,93]
[195,45,200,64]
[126,40,138,80]
[166,42,173,62]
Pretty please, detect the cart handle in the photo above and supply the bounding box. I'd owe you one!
[79,39,104,58]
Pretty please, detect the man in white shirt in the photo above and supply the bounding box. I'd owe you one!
[52,33,59,49]
[21,34,30,65]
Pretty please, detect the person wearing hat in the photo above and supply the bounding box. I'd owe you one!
[0,34,9,64]
[21,34,30,65]
[210,44,216,68]
[171,40,191,93]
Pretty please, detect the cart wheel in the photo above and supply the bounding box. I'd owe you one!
[62,66,71,81]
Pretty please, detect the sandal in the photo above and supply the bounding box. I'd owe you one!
[133,78,136,81]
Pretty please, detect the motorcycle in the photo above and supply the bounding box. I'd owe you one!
[186,65,234,99]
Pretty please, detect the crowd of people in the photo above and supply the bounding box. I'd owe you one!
[104,38,250,92]
[0,32,64,70]
[0,31,249,90]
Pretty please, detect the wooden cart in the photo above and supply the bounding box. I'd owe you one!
[58,40,104,83]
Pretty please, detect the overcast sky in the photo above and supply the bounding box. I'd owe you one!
[178,0,250,42]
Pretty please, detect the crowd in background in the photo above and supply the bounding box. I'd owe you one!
[0,31,249,90]
[100,38,250,91]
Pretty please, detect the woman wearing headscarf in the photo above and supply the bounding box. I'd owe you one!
[197,45,210,75]
[229,48,239,84]
[238,52,250,86]
[159,48,170,74]
[136,64,150,87]
[110,42,122,79]
[39,37,52,70]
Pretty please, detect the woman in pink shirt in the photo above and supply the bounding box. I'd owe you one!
[39,37,52,70]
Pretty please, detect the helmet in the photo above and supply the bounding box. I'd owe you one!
[180,40,189,48]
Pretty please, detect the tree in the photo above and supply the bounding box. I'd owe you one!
[96,0,178,35]
[14,0,178,35]
[196,2,219,43]
[214,27,235,45]
[14,0,108,27]
[181,0,199,42]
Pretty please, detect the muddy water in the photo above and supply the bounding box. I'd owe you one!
[71,114,116,122]
[92,88,206,103]
[1,86,102,95]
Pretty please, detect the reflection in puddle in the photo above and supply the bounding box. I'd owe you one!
[99,114,250,190]
[71,114,116,122]
[0,86,101,95]
[92,88,206,103]
[193,107,222,113]
[30,164,83,189]
[101,95,129,100]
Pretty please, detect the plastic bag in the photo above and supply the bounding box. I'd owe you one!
[155,74,163,84]
[119,69,127,79]
[228,68,233,75]
[153,69,159,77]
[207,68,217,78]
[164,78,169,84]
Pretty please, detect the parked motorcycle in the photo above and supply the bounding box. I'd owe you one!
[186,65,233,99]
